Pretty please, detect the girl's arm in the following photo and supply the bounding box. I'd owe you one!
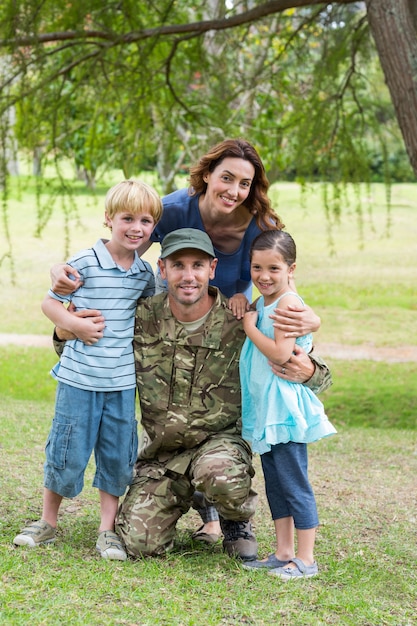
[228,293,260,318]
[269,344,332,393]
[268,271,320,336]
[243,295,300,365]
[228,293,251,319]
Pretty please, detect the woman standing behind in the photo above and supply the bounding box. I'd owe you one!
[146,139,284,318]
[51,138,316,327]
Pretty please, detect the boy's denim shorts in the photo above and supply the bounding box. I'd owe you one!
[44,382,138,498]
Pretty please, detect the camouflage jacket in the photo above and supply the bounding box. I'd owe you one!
[133,287,332,462]
[52,289,332,463]
[134,287,245,461]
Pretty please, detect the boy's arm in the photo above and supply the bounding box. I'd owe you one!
[52,309,105,356]
[42,295,104,345]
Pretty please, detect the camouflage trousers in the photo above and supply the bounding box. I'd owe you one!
[115,433,258,557]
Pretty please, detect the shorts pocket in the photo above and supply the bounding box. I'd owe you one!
[45,420,72,470]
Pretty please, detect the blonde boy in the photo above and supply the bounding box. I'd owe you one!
[14,180,162,560]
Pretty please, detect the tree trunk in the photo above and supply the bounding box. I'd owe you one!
[33,147,42,176]
[366,0,417,178]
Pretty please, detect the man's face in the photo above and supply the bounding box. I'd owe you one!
[158,250,217,308]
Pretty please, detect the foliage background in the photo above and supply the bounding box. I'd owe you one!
[1,1,414,196]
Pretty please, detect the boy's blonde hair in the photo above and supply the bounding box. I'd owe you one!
[105,179,163,222]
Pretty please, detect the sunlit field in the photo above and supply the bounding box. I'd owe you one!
[1,174,416,350]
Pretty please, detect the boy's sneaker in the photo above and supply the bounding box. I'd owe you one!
[220,518,258,561]
[96,530,127,561]
[13,519,56,547]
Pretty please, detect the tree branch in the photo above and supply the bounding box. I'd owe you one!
[0,0,358,48]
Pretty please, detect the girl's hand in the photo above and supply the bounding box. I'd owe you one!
[270,303,320,337]
[228,293,250,319]
[242,309,258,332]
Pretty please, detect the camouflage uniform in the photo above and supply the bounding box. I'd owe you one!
[115,287,331,557]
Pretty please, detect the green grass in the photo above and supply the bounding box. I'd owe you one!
[1,389,416,625]
[1,174,416,624]
[1,347,416,431]
[323,360,417,430]
[0,347,57,401]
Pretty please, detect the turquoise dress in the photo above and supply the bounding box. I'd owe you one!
[240,292,336,454]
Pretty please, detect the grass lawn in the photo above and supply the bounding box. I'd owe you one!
[1,372,416,625]
[1,174,416,625]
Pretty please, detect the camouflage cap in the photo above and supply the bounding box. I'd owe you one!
[160,228,215,259]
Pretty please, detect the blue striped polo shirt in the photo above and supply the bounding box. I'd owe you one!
[49,238,155,391]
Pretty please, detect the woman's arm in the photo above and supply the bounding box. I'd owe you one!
[135,239,153,257]
[50,263,83,295]
[270,303,320,336]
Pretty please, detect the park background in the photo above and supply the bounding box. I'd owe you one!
[1,2,417,625]
[1,170,416,625]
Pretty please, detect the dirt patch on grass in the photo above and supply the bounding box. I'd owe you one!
[0,334,53,347]
[315,341,417,363]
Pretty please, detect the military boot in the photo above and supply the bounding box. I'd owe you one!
[220,518,258,561]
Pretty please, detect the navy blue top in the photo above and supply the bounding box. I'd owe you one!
[151,188,261,298]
